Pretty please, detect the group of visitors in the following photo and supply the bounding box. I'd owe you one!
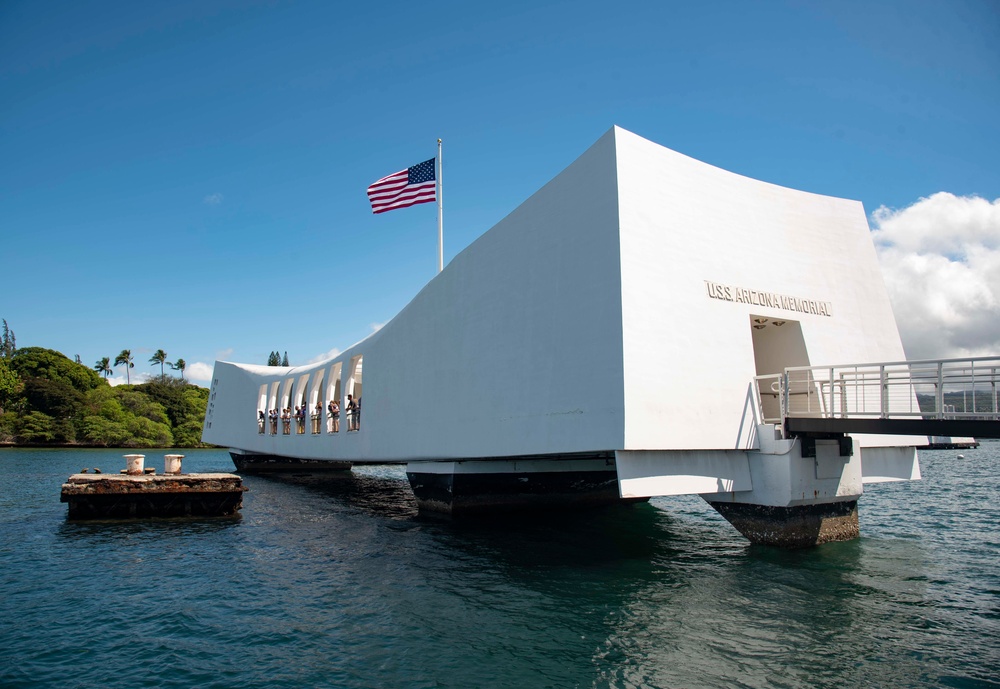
[257,395,360,435]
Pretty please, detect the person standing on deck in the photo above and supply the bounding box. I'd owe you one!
[328,399,339,433]
[346,395,357,431]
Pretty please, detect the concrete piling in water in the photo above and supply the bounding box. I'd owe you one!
[61,454,247,519]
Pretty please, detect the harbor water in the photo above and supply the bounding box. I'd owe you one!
[1,444,998,688]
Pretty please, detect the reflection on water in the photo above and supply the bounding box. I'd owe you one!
[247,465,419,520]
[57,514,242,541]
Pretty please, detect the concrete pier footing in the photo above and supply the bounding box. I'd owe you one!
[405,454,640,516]
[229,451,352,473]
[706,499,860,548]
[61,473,248,519]
[60,453,247,519]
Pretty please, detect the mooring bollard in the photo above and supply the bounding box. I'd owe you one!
[124,454,145,475]
[164,454,184,475]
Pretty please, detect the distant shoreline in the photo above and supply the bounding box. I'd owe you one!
[0,442,218,449]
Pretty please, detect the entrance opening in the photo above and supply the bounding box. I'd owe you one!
[751,316,810,422]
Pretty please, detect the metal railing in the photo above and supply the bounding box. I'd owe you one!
[756,357,1000,424]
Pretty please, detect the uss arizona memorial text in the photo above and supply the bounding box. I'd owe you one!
[705,280,832,317]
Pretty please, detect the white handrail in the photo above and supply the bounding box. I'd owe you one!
[756,357,1000,422]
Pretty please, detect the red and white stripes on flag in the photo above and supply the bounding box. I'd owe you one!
[366,158,436,214]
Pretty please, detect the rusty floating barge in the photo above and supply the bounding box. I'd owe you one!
[60,454,248,519]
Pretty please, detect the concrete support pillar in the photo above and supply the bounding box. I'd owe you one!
[700,425,864,548]
[707,499,859,548]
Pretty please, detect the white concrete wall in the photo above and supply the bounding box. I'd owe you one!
[614,127,909,451]
[204,129,627,460]
[204,126,917,464]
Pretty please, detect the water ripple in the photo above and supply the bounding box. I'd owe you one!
[0,445,998,688]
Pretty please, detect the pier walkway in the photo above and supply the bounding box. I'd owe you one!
[756,356,1000,440]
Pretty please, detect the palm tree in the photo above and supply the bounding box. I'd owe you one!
[114,349,134,385]
[94,357,112,379]
[169,358,187,380]
[149,349,168,379]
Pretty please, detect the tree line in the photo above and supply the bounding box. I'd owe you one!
[267,350,289,366]
[93,349,187,384]
[0,319,210,447]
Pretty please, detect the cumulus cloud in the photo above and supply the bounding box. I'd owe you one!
[186,362,215,382]
[307,347,342,365]
[107,371,152,387]
[872,192,1000,360]
[370,322,385,333]
[203,192,223,205]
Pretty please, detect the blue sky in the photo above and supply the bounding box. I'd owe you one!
[2,0,998,384]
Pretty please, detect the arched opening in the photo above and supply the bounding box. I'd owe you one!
[280,378,294,434]
[346,355,363,432]
[295,373,310,434]
[309,369,325,434]
[257,384,267,434]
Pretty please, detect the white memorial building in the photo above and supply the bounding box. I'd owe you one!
[203,126,988,547]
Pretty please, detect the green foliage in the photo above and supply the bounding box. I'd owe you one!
[137,379,186,425]
[10,347,103,393]
[1,319,15,358]
[268,351,280,366]
[281,351,289,366]
[169,358,186,379]
[123,415,173,448]
[172,418,205,446]
[149,349,168,379]
[134,378,209,447]
[114,349,135,384]
[0,358,23,413]
[94,356,112,379]
[17,411,57,443]
[116,388,170,426]
[1,345,210,448]
[23,376,83,419]
[0,411,17,441]
[80,415,131,446]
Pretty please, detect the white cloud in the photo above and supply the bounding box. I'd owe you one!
[216,348,234,360]
[107,371,152,387]
[370,322,385,333]
[186,362,215,382]
[204,192,223,205]
[307,347,342,364]
[872,192,1000,360]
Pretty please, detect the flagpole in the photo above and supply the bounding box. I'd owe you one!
[437,138,443,274]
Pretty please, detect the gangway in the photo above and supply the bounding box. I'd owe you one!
[756,357,1000,441]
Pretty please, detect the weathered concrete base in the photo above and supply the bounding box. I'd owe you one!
[406,454,646,516]
[229,450,352,473]
[60,473,247,519]
[707,499,859,548]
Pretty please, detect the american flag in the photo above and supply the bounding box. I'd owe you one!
[367,158,436,214]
